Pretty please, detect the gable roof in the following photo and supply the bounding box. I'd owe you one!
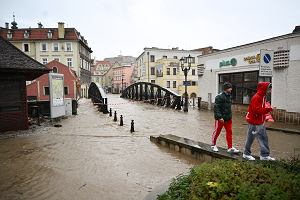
[0,36,49,80]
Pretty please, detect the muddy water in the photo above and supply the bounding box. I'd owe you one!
[0,94,299,200]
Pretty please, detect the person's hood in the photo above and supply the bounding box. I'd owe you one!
[257,82,271,96]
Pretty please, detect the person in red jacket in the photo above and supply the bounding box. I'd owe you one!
[243,82,275,161]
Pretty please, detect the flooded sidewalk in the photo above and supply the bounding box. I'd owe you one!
[0,95,299,200]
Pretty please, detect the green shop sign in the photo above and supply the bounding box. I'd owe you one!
[219,58,237,68]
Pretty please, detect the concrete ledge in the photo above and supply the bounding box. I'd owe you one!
[266,127,300,134]
[150,134,241,162]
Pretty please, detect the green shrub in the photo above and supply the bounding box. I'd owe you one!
[157,159,300,200]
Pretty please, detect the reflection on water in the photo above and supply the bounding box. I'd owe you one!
[0,94,299,200]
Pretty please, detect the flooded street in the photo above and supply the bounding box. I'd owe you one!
[1,94,300,200]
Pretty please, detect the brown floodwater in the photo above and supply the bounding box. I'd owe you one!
[0,94,299,200]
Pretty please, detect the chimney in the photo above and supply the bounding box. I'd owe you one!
[37,22,43,28]
[58,22,65,39]
[5,22,9,29]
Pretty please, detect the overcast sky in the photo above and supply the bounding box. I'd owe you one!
[1,0,299,60]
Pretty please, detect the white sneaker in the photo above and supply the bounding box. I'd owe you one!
[227,147,240,153]
[211,145,219,152]
[260,156,276,161]
[243,154,255,161]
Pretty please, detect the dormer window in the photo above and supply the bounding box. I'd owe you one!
[47,30,53,38]
[7,31,12,39]
[24,30,30,39]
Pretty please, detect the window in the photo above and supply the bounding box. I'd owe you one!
[218,71,263,104]
[53,43,59,51]
[44,86,49,95]
[167,68,170,75]
[162,55,167,59]
[151,80,155,84]
[150,67,155,75]
[192,69,196,75]
[173,81,176,88]
[191,81,197,86]
[52,67,58,73]
[23,43,29,52]
[41,43,48,51]
[173,68,176,75]
[47,30,52,38]
[24,30,29,38]
[150,55,155,62]
[184,56,195,63]
[42,58,48,65]
[173,56,178,59]
[53,57,60,62]
[166,81,170,88]
[7,31,12,39]
[66,42,72,51]
[64,87,69,95]
[67,58,72,67]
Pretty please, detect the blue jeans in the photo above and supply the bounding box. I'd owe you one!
[243,124,270,157]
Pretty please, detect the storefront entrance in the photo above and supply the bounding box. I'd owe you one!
[219,71,271,104]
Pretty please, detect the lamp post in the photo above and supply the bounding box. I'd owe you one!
[180,54,192,112]
[121,73,124,93]
[147,52,150,82]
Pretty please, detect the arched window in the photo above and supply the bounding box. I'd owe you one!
[52,67,58,73]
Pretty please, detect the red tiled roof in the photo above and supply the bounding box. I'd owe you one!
[0,27,78,41]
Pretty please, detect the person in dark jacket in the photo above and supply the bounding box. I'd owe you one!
[243,82,275,161]
[211,82,240,153]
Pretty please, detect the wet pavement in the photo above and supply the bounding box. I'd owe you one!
[0,94,300,200]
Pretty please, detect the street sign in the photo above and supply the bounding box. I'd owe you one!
[259,50,274,77]
[183,81,191,86]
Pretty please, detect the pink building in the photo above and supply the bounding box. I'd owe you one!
[112,62,134,93]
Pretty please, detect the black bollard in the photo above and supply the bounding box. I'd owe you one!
[109,108,112,117]
[114,111,117,121]
[130,120,135,132]
[120,115,123,126]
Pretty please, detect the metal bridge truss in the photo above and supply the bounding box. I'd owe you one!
[120,82,182,110]
[88,82,109,114]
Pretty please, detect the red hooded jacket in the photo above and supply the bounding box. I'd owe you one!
[246,82,273,125]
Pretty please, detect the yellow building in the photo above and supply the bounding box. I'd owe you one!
[154,58,199,98]
[0,21,93,98]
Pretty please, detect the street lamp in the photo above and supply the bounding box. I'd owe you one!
[121,73,124,93]
[180,54,192,112]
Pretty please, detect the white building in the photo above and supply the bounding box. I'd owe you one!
[197,26,300,124]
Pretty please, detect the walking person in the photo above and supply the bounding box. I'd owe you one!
[211,82,240,153]
[243,82,275,161]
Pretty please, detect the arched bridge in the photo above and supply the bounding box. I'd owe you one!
[88,82,109,114]
[121,82,182,110]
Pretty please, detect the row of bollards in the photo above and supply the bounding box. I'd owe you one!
[109,108,134,132]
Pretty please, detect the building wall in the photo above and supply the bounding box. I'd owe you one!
[153,58,199,97]
[0,77,28,131]
[136,48,203,83]
[26,61,78,100]
[197,33,300,114]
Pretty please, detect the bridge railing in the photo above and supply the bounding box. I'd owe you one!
[88,82,108,114]
[120,82,182,110]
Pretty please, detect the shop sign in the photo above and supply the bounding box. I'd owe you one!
[219,58,237,68]
[259,50,274,77]
[244,54,260,64]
